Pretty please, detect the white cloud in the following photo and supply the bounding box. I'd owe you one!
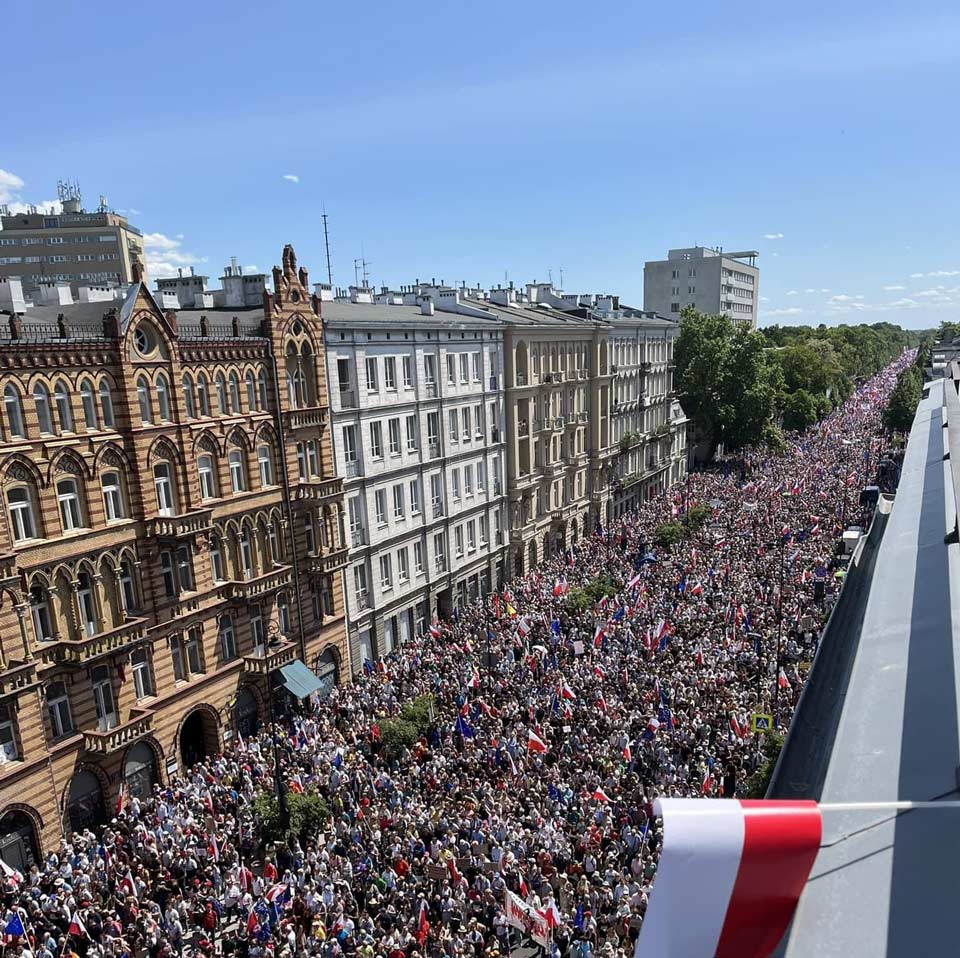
[0,169,25,203]
[283,174,300,183]
[760,296,770,302]
[244,265,259,274]
[763,232,784,240]
[786,289,799,296]
[820,288,830,293]
[143,231,207,279]
[764,306,804,316]
[882,285,905,291]
[829,293,855,302]
[0,169,61,217]
[909,272,925,278]
[804,288,816,293]
[888,298,919,308]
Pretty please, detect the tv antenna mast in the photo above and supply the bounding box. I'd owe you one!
[321,205,333,286]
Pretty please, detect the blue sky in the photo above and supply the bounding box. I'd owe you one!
[2,0,959,328]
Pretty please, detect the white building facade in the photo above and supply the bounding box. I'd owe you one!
[322,291,508,667]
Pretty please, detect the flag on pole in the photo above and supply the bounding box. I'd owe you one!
[68,912,88,939]
[560,682,576,700]
[518,615,533,638]
[642,717,660,741]
[622,742,632,763]
[0,859,23,886]
[121,870,138,898]
[778,668,791,691]
[593,624,605,649]
[429,624,442,639]
[416,900,430,946]
[527,729,548,754]
[592,787,611,803]
[3,912,25,939]
[115,781,125,815]
[633,798,821,958]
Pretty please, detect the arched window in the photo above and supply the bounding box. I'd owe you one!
[209,534,225,581]
[131,648,154,699]
[219,615,236,660]
[229,372,241,412]
[181,375,196,419]
[257,444,274,487]
[198,454,218,500]
[33,384,53,434]
[47,681,73,738]
[137,376,151,423]
[7,485,38,542]
[257,370,268,409]
[56,478,84,532]
[216,373,229,414]
[80,379,98,430]
[0,708,19,763]
[99,381,115,428]
[77,570,98,637]
[245,371,257,411]
[3,386,24,439]
[228,448,246,493]
[156,374,171,422]
[54,380,73,431]
[102,471,125,521]
[29,583,53,642]
[196,374,211,416]
[153,462,177,515]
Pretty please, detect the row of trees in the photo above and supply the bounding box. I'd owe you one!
[674,308,929,457]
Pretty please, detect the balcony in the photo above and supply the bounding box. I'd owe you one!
[0,660,39,699]
[148,508,213,540]
[610,364,619,374]
[639,362,652,373]
[221,565,292,602]
[0,552,18,588]
[242,639,297,675]
[351,528,367,547]
[294,476,344,503]
[286,406,328,430]
[425,381,438,398]
[83,709,155,754]
[578,411,588,423]
[516,372,528,387]
[344,460,361,478]
[339,388,358,408]
[48,617,148,666]
[433,502,445,519]
[307,545,349,575]
[518,421,530,438]
[491,428,502,444]
[577,370,588,380]
[553,416,565,430]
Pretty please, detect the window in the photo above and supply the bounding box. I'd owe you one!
[239,527,254,578]
[160,550,177,597]
[186,627,204,673]
[365,357,378,392]
[471,352,481,382]
[424,354,437,387]
[251,443,273,488]
[370,421,383,459]
[460,353,469,384]
[462,407,472,441]
[433,532,446,570]
[455,526,464,557]
[3,386,24,438]
[56,479,83,532]
[246,372,257,410]
[467,519,476,552]
[375,489,387,525]
[30,584,53,641]
[446,354,456,385]
[80,380,98,429]
[102,471,124,521]
[406,415,418,451]
[228,449,247,492]
[229,372,241,412]
[137,376,151,423]
[388,418,401,455]
[480,514,489,545]
[464,464,474,496]
[402,355,413,387]
[131,649,154,700]
[154,463,176,515]
[219,615,237,660]
[176,544,194,591]
[397,547,409,583]
[304,513,316,555]
[171,635,186,682]
[427,412,440,448]
[54,381,73,431]
[0,708,17,762]
[343,425,358,463]
[8,487,37,541]
[477,460,487,492]
[267,521,281,564]
[348,497,365,546]
[198,455,217,500]
[197,374,211,416]
[97,381,114,428]
[379,555,392,590]
[250,607,265,655]
[210,536,225,581]
[393,484,405,519]
[119,559,137,611]
[353,564,368,608]
[449,409,459,442]
[258,370,268,409]
[216,373,229,413]
[414,540,424,574]
[384,357,397,390]
[47,682,73,738]
[431,474,443,516]
[306,440,319,477]
[156,375,171,422]
[409,478,421,514]
[92,665,117,731]
[277,594,290,635]
[337,357,351,391]
[34,384,53,434]
[475,403,484,438]
[452,468,461,500]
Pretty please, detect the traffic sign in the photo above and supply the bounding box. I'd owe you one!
[751,713,773,732]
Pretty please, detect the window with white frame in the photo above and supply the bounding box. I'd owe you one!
[409,478,421,514]
[7,487,36,541]
[464,464,473,496]
[384,357,397,390]
[0,707,17,762]
[471,352,481,382]
[46,681,73,738]
[219,615,237,660]
[154,463,176,515]
[449,409,459,442]
[370,421,383,458]
[467,519,476,552]
[56,478,83,532]
[102,471,124,520]
[29,584,52,641]
[462,407,471,441]
[131,648,154,699]
[198,455,217,499]
[239,527,254,578]
[186,627,204,673]
[433,532,445,569]
[80,379,98,429]
[402,355,413,388]
[454,525,464,557]
[92,665,117,731]
[228,449,247,492]
[480,514,489,544]
[397,547,409,583]
[54,380,73,431]
[393,484,405,519]
[414,540,424,574]
[250,607,265,655]
[452,468,461,500]
[365,357,378,392]
[34,384,53,434]
[388,418,401,455]
[406,414,418,451]
[477,460,487,492]
[379,554,392,590]
[375,489,387,525]
[446,354,456,385]
[354,564,368,607]
[459,353,469,384]
[257,445,274,486]
[343,425,358,464]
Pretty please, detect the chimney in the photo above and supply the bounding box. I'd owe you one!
[57,313,69,339]
[420,298,434,316]
[231,256,239,275]
[190,266,195,277]
[178,268,183,278]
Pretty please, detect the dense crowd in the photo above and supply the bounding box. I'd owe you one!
[0,355,912,958]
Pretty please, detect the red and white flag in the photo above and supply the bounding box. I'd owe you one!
[115,781,125,815]
[633,799,821,958]
[541,900,561,929]
[429,624,442,638]
[416,900,430,945]
[121,870,138,899]
[517,615,533,638]
[778,668,791,691]
[592,787,611,803]
[68,912,88,939]
[527,729,548,754]
[593,625,605,648]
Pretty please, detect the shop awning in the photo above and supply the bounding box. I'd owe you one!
[275,659,324,699]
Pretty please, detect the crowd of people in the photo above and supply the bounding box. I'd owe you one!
[0,355,912,958]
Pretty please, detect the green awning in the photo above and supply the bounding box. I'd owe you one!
[275,659,324,699]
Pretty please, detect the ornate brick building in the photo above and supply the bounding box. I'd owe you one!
[0,246,348,864]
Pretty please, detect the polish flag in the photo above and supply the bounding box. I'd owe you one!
[115,781,125,815]
[713,539,728,550]
[729,716,743,739]
[552,577,569,597]
[518,615,533,638]
[642,628,653,651]
[429,624,442,638]
[527,729,548,754]
[694,646,704,667]
[778,668,791,690]
[68,913,88,939]
[622,743,632,763]
[690,581,703,597]
[562,701,573,719]
[845,471,857,486]
[593,664,606,678]
[633,799,821,958]
[627,572,643,590]
[643,716,660,740]
[416,900,430,945]
[592,788,611,803]
[468,670,480,690]
[593,625,605,648]
[560,682,576,700]
[702,770,714,795]
[541,900,562,929]
[121,870,138,898]
[595,695,607,712]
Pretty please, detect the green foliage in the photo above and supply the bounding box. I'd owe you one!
[567,574,617,614]
[378,718,420,759]
[883,366,923,433]
[619,431,639,453]
[653,521,684,549]
[399,694,435,734]
[682,503,712,530]
[254,788,329,845]
[743,731,784,799]
[782,389,819,432]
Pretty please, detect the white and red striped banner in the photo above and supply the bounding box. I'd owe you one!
[634,798,821,958]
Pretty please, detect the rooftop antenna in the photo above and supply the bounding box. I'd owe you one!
[559,267,564,289]
[321,205,333,286]
[548,268,553,285]
[359,244,371,288]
